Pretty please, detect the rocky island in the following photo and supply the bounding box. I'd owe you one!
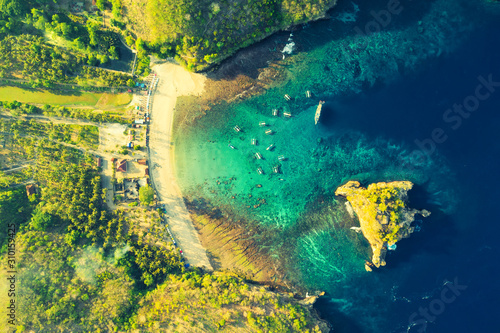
[335,181,431,269]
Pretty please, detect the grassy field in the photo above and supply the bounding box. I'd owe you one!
[95,92,133,108]
[0,86,132,108]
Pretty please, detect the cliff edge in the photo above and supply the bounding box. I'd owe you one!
[335,181,430,269]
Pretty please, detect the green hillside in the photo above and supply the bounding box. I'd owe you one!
[121,0,337,71]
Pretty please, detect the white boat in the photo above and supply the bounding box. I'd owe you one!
[266,144,275,151]
[315,101,325,125]
[278,155,286,161]
[234,125,242,132]
[273,165,280,174]
[257,167,264,175]
[255,152,263,159]
[283,112,292,118]
[284,94,291,101]
[228,144,236,149]
[265,129,273,135]
[306,90,311,98]
[251,138,257,145]
[259,121,267,127]
[272,109,279,116]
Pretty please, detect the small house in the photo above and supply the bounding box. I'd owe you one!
[116,159,127,172]
[137,159,147,165]
[26,184,36,197]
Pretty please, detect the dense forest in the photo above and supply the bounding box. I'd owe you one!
[122,0,337,71]
[0,0,135,87]
[1,0,336,75]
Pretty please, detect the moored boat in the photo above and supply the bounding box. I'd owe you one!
[315,101,325,125]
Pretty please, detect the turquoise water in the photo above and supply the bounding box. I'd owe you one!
[175,1,500,332]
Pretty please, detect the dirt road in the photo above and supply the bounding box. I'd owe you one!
[148,62,212,270]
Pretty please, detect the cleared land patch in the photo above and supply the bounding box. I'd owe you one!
[0,86,133,108]
[95,92,133,109]
[0,86,102,106]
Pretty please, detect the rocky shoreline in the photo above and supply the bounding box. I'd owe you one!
[335,181,430,269]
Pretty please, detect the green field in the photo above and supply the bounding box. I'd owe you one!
[0,86,131,108]
[95,92,133,108]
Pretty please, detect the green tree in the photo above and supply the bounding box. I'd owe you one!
[0,0,24,16]
[108,45,118,59]
[0,188,33,251]
[111,0,122,18]
[30,205,53,231]
[86,21,99,46]
[139,185,154,205]
[126,78,135,87]
[95,0,106,11]
[100,54,109,64]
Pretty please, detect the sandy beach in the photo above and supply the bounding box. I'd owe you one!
[148,62,212,270]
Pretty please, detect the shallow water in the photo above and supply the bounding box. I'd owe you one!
[175,1,500,332]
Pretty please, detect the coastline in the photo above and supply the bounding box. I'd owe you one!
[148,61,212,270]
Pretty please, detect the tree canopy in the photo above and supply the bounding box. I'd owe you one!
[121,0,336,71]
[139,185,154,205]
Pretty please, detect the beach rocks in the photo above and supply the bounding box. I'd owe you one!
[364,261,375,272]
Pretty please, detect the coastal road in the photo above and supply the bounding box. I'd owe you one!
[148,62,212,270]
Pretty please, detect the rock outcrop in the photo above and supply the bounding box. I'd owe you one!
[335,181,430,268]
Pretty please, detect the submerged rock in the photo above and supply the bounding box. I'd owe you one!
[335,181,430,269]
[364,262,374,272]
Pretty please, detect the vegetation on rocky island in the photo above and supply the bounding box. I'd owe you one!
[336,181,430,268]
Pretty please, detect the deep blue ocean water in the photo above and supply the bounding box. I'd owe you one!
[174,1,500,332]
[313,15,500,333]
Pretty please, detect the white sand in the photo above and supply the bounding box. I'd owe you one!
[148,62,212,270]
